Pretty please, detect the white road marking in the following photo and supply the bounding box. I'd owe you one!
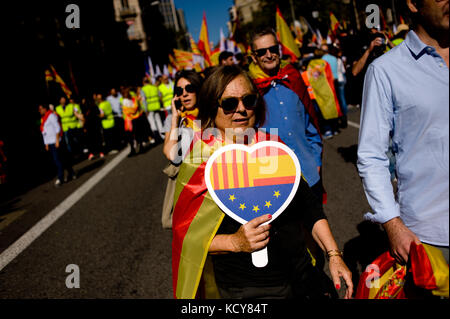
[0,147,130,272]
[347,120,360,129]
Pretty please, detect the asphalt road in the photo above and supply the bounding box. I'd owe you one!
[0,108,388,299]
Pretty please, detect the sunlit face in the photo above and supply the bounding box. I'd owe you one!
[176,77,197,111]
[251,34,280,76]
[214,75,256,138]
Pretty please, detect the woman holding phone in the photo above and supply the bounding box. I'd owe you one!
[163,70,204,163]
[161,70,204,229]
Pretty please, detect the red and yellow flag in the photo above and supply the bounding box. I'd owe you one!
[330,12,340,35]
[356,243,449,299]
[275,7,300,62]
[173,49,194,70]
[197,12,212,67]
[48,65,72,98]
[189,34,201,55]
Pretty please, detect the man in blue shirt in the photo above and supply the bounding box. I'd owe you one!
[358,0,449,265]
[248,28,323,201]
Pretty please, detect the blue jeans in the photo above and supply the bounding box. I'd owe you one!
[49,144,74,181]
[336,81,348,116]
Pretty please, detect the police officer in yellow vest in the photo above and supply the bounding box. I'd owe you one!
[97,93,117,154]
[142,77,165,142]
[55,96,83,154]
[158,75,174,113]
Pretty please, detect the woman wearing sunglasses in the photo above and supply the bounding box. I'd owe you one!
[163,70,203,163]
[171,65,353,299]
[161,70,203,229]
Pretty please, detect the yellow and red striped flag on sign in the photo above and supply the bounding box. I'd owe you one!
[49,65,72,98]
[275,6,300,62]
[198,12,212,67]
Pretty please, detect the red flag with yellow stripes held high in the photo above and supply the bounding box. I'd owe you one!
[50,65,72,98]
[197,12,212,67]
[275,6,300,62]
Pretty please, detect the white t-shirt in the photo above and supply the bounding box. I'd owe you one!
[41,113,61,145]
[163,114,195,164]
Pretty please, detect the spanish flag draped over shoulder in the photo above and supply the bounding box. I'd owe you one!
[198,12,212,67]
[275,7,300,62]
[305,59,342,120]
[172,130,276,299]
[248,60,321,134]
[356,242,449,299]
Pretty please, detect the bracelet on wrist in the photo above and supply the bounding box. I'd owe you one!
[326,249,343,260]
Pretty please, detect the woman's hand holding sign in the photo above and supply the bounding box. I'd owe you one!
[230,214,272,253]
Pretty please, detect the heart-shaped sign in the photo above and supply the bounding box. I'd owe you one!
[205,141,301,267]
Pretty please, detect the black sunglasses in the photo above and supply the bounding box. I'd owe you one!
[253,45,279,57]
[219,94,258,113]
[174,84,196,97]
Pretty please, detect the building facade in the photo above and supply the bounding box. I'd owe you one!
[113,0,148,51]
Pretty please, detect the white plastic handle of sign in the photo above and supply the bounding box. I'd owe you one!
[251,247,268,268]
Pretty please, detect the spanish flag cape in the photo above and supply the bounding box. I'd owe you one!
[121,97,142,132]
[171,129,277,299]
[356,242,449,299]
[248,61,321,134]
[304,59,342,120]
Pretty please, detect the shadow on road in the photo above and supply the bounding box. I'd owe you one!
[337,144,358,166]
[343,220,390,290]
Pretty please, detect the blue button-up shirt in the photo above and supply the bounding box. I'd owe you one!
[261,82,322,186]
[358,31,449,246]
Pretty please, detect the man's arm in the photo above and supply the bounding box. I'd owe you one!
[357,64,419,264]
[352,38,383,77]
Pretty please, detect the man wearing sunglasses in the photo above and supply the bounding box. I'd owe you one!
[248,27,324,203]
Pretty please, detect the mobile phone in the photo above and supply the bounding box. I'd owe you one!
[175,99,182,109]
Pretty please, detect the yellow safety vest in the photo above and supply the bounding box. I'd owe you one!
[55,104,78,132]
[99,101,115,129]
[142,84,161,112]
[67,103,83,128]
[158,83,173,109]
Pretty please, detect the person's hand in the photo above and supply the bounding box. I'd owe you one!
[369,37,383,51]
[55,140,59,149]
[230,214,272,253]
[45,145,49,151]
[328,255,353,299]
[383,217,421,265]
[170,97,182,124]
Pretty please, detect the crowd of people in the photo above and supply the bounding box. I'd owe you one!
[38,74,179,186]
[34,0,448,300]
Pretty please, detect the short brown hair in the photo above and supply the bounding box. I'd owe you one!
[250,27,278,51]
[197,65,266,129]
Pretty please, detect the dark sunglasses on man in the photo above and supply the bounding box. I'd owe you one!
[218,93,258,113]
[174,84,196,97]
[253,45,279,58]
